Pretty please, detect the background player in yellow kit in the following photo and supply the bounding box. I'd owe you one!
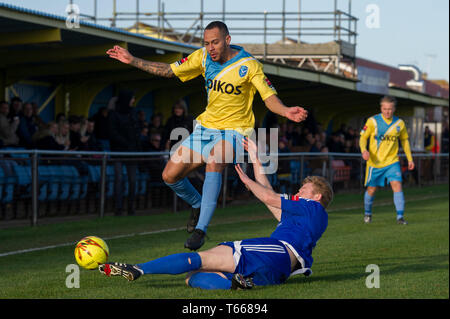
[359,96,415,224]
[107,21,308,249]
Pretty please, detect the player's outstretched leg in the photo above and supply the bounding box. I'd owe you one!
[185,141,231,251]
[99,262,144,281]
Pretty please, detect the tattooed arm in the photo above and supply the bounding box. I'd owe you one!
[106,45,175,78]
[129,57,174,78]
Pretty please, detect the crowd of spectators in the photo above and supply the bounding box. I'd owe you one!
[1,97,448,159]
[0,94,195,155]
[262,110,361,156]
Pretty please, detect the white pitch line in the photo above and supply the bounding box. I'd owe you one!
[0,194,446,258]
[0,226,185,258]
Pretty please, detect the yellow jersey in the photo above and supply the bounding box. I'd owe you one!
[170,45,277,136]
[360,114,413,168]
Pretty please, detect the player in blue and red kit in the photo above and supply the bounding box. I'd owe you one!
[98,138,333,290]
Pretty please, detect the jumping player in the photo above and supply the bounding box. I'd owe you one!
[98,137,332,290]
[106,21,308,250]
[359,95,415,224]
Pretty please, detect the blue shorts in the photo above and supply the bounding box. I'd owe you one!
[365,161,402,187]
[181,124,245,164]
[218,237,292,286]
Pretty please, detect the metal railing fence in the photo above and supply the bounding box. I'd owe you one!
[1,149,447,226]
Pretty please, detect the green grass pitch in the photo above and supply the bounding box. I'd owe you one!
[0,184,448,299]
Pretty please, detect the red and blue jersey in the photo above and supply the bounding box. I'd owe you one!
[270,195,328,269]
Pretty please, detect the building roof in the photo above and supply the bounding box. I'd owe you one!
[0,2,448,112]
[356,57,449,99]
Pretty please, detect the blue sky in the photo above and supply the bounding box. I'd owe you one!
[2,0,449,81]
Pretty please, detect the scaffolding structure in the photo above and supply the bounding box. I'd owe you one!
[69,0,358,77]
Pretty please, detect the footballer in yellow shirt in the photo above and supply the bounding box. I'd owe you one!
[106,21,308,250]
[359,96,414,225]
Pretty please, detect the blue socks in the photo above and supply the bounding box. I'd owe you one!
[364,190,406,220]
[393,191,405,220]
[188,272,231,290]
[135,253,232,290]
[364,191,374,216]
[196,172,222,232]
[165,178,201,209]
[136,252,201,275]
[165,172,222,233]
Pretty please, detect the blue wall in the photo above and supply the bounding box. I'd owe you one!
[9,83,55,123]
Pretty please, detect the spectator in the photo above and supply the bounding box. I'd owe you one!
[262,110,279,136]
[144,132,162,152]
[302,107,318,135]
[142,132,168,188]
[345,126,357,141]
[161,99,195,151]
[56,112,66,124]
[148,112,164,136]
[68,115,87,150]
[336,123,347,139]
[343,140,353,153]
[92,107,110,151]
[81,118,101,151]
[31,102,46,130]
[327,133,345,153]
[424,126,438,153]
[312,139,323,153]
[137,110,148,130]
[108,90,141,216]
[8,97,23,121]
[17,102,39,148]
[0,100,20,147]
[442,121,449,153]
[79,116,88,137]
[32,121,67,150]
[305,133,318,152]
[140,126,149,147]
[284,121,301,147]
[298,126,312,148]
[278,137,290,153]
[351,136,360,153]
[318,131,327,146]
[55,120,71,149]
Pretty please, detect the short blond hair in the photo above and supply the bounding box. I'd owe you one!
[302,176,334,209]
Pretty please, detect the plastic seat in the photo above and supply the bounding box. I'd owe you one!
[137,169,150,196]
[11,162,47,201]
[67,166,80,200]
[58,165,73,201]
[0,160,17,204]
[40,166,58,201]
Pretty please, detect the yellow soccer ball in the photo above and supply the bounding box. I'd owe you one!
[74,236,109,270]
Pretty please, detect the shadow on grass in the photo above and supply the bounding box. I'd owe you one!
[284,254,448,286]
